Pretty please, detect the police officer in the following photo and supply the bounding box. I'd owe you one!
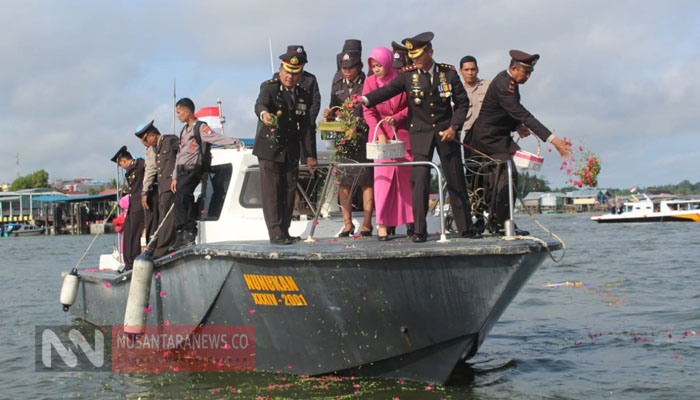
[363,32,477,242]
[138,125,158,243]
[111,146,145,270]
[170,98,241,250]
[253,45,318,245]
[135,120,179,257]
[272,45,321,159]
[323,39,374,237]
[469,50,573,234]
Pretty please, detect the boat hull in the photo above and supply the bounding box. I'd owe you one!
[71,236,556,384]
[591,214,700,223]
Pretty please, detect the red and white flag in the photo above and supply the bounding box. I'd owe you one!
[195,107,223,134]
[629,186,636,193]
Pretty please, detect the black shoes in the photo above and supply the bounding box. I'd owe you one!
[387,226,396,235]
[286,235,302,242]
[406,223,415,237]
[360,229,373,237]
[270,235,292,245]
[168,228,197,252]
[338,224,355,237]
[412,233,427,243]
[461,228,482,239]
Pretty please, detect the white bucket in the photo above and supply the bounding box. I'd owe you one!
[513,137,544,171]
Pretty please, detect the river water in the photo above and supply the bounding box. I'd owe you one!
[1,213,698,399]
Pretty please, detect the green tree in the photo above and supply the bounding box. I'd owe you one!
[10,169,50,191]
[518,171,550,197]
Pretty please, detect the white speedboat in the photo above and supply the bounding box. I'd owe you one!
[591,194,700,223]
[1,223,45,237]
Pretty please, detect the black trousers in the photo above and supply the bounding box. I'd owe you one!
[175,165,203,232]
[486,154,518,230]
[123,208,144,268]
[259,158,297,239]
[411,137,473,235]
[153,191,176,258]
[143,189,158,242]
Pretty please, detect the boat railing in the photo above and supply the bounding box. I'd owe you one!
[246,158,519,242]
[300,160,451,243]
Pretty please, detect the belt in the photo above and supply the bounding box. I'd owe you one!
[177,164,200,172]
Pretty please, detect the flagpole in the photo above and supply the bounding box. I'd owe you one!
[268,39,274,76]
[172,79,177,135]
[217,98,225,136]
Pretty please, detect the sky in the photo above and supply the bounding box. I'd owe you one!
[1,0,698,189]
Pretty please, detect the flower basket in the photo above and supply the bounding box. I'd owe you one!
[318,121,345,141]
[366,119,406,160]
[513,138,543,171]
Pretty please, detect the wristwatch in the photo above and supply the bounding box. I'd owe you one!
[451,124,460,132]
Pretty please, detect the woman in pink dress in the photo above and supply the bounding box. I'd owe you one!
[362,46,414,240]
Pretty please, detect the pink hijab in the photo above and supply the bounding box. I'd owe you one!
[367,46,397,86]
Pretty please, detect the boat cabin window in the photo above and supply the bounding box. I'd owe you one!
[201,163,234,220]
[239,165,326,217]
[240,169,263,208]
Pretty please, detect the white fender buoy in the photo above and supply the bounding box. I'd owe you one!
[123,252,154,335]
[60,268,80,312]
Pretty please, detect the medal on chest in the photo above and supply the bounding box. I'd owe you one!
[438,72,452,99]
[411,73,423,105]
[295,98,307,115]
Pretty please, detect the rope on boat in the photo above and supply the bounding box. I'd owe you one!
[502,187,567,263]
[458,141,566,263]
[71,201,119,273]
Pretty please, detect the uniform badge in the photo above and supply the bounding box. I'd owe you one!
[508,80,516,94]
[405,41,413,50]
[296,47,303,53]
[414,97,422,105]
[342,53,350,61]
[290,56,299,65]
[295,102,307,115]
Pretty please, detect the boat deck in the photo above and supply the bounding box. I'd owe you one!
[78,234,561,283]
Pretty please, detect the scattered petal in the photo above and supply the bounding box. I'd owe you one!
[160,292,167,297]
[249,309,256,314]
[105,282,111,289]
[155,272,161,279]
[144,305,152,313]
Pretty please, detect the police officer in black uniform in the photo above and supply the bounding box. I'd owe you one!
[111,146,145,270]
[253,45,318,245]
[135,121,179,257]
[469,50,572,234]
[363,32,477,242]
[272,46,321,159]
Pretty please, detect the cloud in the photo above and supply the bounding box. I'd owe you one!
[0,0,698,188]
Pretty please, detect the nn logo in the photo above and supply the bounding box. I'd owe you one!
[35,325,111,371]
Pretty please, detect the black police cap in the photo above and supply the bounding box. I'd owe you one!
[403,32,434,58]
[509,50,540,71]
[338,50,362,68]
[134,120,160,139]
[110,145,130,163]
[341,39,362,52]
[279,45,307,73]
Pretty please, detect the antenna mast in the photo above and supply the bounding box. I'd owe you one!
[268,39,275,75]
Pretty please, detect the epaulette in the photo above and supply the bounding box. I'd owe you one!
[400,64,418,73]
[437,63,455,71]
[264,77,279,84]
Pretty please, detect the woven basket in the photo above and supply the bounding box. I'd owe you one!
[366,119,406,160]
[513,137,544,171]
[318,121,345,141]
